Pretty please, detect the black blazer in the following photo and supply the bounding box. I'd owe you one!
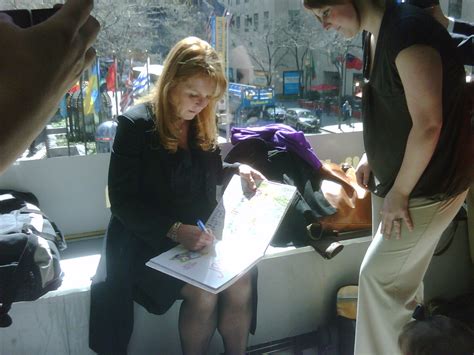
[89,103,232,354]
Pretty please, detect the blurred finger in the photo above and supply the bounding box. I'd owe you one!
[252,170,266,181]
[79,15,100,49]
[392,219,401,240]
[57,0,94,29]
[403,212,414,232]
[383,218,393,239]
[363,172,369,187]
[247,176,256,190]
[83,47,97,71]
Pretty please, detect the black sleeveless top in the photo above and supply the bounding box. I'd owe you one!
[362,4,472,199]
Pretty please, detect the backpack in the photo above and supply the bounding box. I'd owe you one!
[0,190,66,327]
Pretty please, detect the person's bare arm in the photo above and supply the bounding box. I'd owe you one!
[381,45,443,238]
[0,0,99,174]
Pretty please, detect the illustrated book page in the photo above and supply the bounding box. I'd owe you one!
[146,174,296,293]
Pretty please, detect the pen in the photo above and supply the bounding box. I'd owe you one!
[196,219,207,233]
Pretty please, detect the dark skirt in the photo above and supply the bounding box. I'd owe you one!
[132,237,259,334]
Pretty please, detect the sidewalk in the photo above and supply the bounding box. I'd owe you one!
[321,121,363,134]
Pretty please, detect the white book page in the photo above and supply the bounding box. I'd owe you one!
[147,175,296,293]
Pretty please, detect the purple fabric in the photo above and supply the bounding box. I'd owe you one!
[231,124,322,170]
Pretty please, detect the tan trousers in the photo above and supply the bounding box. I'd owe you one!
[354,191,468,355]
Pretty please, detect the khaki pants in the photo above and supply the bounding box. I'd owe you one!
[354,191,467,355]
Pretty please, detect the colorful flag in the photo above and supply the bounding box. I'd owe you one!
[120,89,133,113]
[132,70,149,96]
[106,60,117,92]
[310,54,316,80]
[84,59,101,115]
[68,81,80,94]
[59,94,68,118]
[120,67,134,113]
[346,53,363,70]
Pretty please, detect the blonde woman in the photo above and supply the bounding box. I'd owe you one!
[303,0,472,354]
[89,37,264,355]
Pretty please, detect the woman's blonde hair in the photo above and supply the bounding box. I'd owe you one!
[147,36,227,152]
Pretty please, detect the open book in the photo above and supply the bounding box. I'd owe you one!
[146,174,297,294]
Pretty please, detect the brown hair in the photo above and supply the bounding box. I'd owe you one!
[398,315,474,355]
[146,36,227,152]
[303,0,348,10]
[302,0,385,21]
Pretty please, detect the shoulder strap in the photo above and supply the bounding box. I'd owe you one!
[0,234,38,328]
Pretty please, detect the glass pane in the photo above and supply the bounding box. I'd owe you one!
[2,0,472,160]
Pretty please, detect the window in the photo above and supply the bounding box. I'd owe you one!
[5,0,473,160]
[288,9,300,29]
[448,0,463,18]
[263,11,269,30]
[244,15,251,32]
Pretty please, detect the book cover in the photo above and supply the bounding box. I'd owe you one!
[146,174,297,293]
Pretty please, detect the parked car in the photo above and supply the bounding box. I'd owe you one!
[265,106,286,122]
[284,108,320,132]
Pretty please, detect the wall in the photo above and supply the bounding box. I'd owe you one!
[0,153,111,236]
[0,132,364,236]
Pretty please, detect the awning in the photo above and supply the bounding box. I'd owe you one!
[310,84,338,91]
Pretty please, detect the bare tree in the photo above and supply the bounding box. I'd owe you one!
[231,21,290,87]
[91,0,208,85]
[278,10,331,96]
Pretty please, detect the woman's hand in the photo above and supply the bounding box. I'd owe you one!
[381,188,414,239]
[355,153,372,190]
[176,224,214,251]
[238,164,266,191]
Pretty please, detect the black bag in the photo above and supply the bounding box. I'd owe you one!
[0,190,66,327]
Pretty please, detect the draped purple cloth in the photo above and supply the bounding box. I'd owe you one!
[231,124,322,170]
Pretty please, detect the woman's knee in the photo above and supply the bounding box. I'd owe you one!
[221,273,253,306]
[181,284,218,314]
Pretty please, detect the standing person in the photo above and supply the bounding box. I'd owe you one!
[89,36,265,355]
[315,105,323,126]
[303,1,473,354]
[0,0,99,173]
[343,100,353,127]
[406,0,474,264]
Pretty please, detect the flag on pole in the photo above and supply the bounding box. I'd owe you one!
[132,70,149,96]
[207,15,216,47]
[106,61,117,92]
[120,63,134,113]
[59,94,68,118]
[68,81,80,94]
[84,59,100,115]
[120,88,133,113]
[310,53,316,79]
[345,53,363,70]
[146,55,150,93]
